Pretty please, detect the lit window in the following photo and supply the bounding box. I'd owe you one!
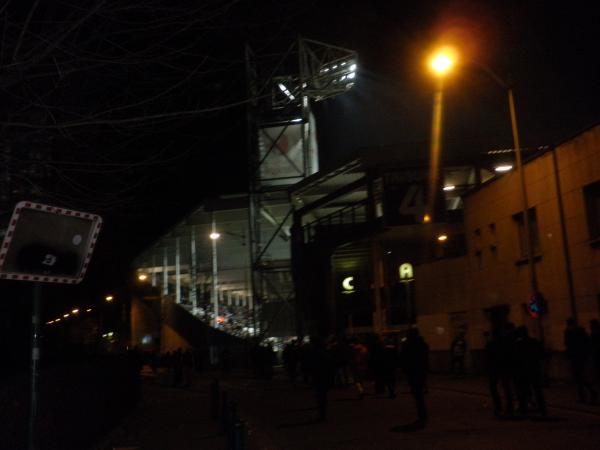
[584,181,600,244]
[512,207,540,258]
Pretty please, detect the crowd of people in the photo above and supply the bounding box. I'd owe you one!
[278,318,600,426]
[484,324,546,417]
[136,317,600,429]
[482,317,600,419]
[281,329,429,425]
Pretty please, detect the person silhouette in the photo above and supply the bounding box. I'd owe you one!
[564,318,598,403]
[401,328,429,427]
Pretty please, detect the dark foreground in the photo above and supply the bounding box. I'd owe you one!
[91,368,600,450]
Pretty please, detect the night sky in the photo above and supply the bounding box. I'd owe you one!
[1,0,599,321]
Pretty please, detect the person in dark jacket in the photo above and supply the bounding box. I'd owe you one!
[309,336,336,421]
[564,318,597,403]
[485,328,515,418]
[450,331,467,377]
[401,328,429,426]
[513,326,547,416]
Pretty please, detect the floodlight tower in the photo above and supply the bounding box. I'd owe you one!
[246,38,357,339]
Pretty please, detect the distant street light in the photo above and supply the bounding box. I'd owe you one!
[437,234,448,242]
[494,164,513,173]
[210,217,220,327]
[71,309,79,314]
[105,295,114,302]
[138,273,148,281]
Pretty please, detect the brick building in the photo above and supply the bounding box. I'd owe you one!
[416,123,600,376]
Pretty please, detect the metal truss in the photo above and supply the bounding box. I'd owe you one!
[246,38,357,339]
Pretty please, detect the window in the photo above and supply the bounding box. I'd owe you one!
[584,181,600,245]
[512,207,540,259]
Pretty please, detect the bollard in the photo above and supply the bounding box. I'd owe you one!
[209,379,220,419]
[220,391,229,432]
[227,400,238,445]
[231,420,245,450]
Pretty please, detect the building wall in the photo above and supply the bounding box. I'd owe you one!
[130,296,160,352]
[161,324,193,353]
[414,124,600,375]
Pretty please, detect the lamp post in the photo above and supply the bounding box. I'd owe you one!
[210,217,221,328]
[426,48,456,222]
[480,68,538,291]
[483,67,542,338]
[458,58,541,337]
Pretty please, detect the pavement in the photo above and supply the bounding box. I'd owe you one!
[90,368,600,450]
[89,368,226,450]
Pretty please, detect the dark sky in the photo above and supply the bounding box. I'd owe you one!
[1,0,599,317]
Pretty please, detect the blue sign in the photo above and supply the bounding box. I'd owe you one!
[527,292,546,319]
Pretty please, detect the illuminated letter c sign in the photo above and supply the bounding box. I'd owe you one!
[342,276,355,293]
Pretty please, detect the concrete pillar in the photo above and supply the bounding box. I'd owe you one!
[190,227,198,309]
[151,253,157,287]
[371,239,384,334]
[162,247,169,296]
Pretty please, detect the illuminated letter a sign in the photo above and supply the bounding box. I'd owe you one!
[399,263,414,282]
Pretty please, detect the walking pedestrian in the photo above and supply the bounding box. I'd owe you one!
[485,329,515,418]
[382,338,399,399]
[513,326,547,416]
[309,336,335,422]
[564,318,598,403]
[349,337,369,399]
[282,340,299,383]
[450,331,467,378]
[401,327,429,427]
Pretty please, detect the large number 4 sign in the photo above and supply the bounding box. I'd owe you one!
[398,185,426,221]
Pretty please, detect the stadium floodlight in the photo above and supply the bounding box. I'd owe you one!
[278,83,296,101]
[299,39,358,101]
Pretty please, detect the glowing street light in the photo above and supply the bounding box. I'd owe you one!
[437,234,448,242]
[63,313,70,318]
[71,309,79,314]
[428,43,546,333]
[210,218,220,327]
[86,308,92,313]
[429,48,456,77]
[105,295,114,302]
[138,273,148,281]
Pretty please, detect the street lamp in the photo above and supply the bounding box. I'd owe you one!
[430,46,542,336]
[210,217,220,328]
[105,295,114,302]
[426,47,456,222]
[137,273,148,281]
[478,64,541,333]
